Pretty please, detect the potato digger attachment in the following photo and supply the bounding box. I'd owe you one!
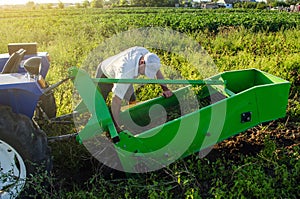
[0,46,291,197]
[68,67,290,173]
[0,43,291,197]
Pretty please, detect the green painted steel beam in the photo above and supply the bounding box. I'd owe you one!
[68,67,119,143]
[94,78,225,85]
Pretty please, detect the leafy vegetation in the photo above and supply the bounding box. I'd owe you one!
[0,7,299,198]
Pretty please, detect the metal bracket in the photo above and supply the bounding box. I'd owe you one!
[43,77,70,94]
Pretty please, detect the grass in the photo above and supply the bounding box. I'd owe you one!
[0,7,299,198]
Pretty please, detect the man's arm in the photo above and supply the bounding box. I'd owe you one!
[111,95,122,132]
[156,70,173,98]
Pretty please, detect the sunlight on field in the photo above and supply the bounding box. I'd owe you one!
[0,0,83,5]
[0,7,299,198]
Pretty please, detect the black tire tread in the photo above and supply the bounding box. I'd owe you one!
[0,105,52,173]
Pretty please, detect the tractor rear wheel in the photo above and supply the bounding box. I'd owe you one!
[0,105,52,198]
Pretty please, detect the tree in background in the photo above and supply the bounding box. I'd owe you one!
[110,0,120,4]
[119,0,129,6]
[75,3,81,8]
[267,0,291,7]
[130,0,177,6]
[103,0,178,7]
[82,0,90,8]
[256,2,268,9]
[58,1,64,9]
[47,3,53,9]
[26,1,35,7]
[286,0,300,5]
[91,0,104,8]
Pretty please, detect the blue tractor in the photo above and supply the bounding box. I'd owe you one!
[0,43,55,198]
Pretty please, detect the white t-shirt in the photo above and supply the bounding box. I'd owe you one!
[101,46,149,99]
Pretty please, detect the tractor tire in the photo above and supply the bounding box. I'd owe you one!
[0,105,52,198]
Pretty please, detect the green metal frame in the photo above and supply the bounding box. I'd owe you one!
[68,67,290,172]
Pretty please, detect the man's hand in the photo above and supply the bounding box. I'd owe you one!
[162,89,173,98]
[156,70,173,98]
[115,125,123,133]
[160,84,173,98]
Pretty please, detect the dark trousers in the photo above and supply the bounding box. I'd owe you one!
[96,65,136,102]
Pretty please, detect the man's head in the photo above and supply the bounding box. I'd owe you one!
[143,52,161,78]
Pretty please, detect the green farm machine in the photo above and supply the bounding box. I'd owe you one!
[0,43,290,198]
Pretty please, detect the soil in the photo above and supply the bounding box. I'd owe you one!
[46,92,300,194]
[207,119,300,162]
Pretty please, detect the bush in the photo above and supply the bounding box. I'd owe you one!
[256,2,268,9]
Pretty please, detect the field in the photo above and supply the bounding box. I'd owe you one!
[0,7,299,198]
